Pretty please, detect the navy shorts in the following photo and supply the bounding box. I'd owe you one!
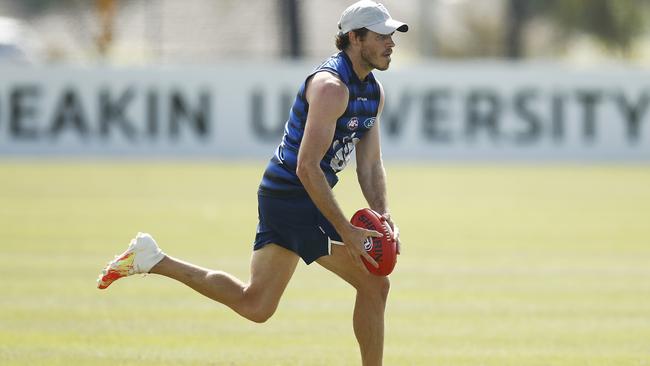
[254,194,343,264]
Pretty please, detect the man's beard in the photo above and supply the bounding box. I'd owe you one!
[361,47,389,72]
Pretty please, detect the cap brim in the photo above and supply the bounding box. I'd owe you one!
[366,19,408,35]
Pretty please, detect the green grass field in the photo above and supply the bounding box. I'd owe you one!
[1,161,649,366]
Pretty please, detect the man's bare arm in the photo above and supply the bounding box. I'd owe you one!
[355,81,401,253]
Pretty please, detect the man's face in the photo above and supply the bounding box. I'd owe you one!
[359,30,396,71]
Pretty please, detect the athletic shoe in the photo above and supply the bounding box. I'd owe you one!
[97,232,165,289]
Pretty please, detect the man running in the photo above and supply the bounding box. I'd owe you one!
[98,2,406,365]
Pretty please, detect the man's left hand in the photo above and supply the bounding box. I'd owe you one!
[382,213,401,255]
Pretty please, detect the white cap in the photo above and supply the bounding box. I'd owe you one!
[338,1,408,35]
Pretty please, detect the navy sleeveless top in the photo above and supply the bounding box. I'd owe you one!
[258,51,381,197]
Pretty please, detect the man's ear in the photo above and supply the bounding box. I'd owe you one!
[349,30,361,46]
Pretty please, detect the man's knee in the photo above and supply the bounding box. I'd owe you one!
[240,293,279,323]
[377,276,390,300]
[246,304,276,323]
[358,276,390,301]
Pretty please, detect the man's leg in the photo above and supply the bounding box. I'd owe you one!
[150,243,299,323]
[316,244,390,366]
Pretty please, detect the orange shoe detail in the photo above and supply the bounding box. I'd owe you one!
[97,251,136,289]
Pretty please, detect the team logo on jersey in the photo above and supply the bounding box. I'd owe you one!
[363,117,376,129]
[347,117,359,131]
[330,133,360,173]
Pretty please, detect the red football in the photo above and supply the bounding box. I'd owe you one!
[350,208,397,276]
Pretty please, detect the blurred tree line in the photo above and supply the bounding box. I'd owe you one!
[6,0,650,61]
[506,0,650,58]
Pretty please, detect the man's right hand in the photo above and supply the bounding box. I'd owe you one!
[339,223,383,274]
